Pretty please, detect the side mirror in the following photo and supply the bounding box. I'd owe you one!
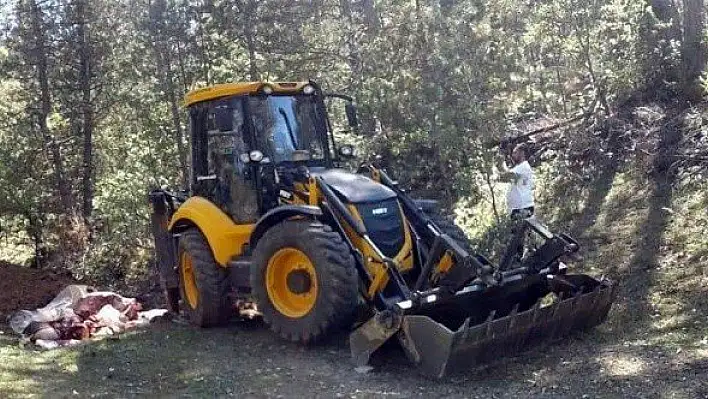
[338,144,356,159]
[214,105,233,132]
[345,103,359,128]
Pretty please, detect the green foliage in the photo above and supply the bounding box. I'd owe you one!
[0,0,705,287]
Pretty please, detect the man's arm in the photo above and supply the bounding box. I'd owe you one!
[497,157,520,183]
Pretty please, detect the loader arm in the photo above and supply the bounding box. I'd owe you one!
[357,164,495,294]
[348,165,616,378]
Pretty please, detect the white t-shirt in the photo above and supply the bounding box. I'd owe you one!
[506,161,535,211]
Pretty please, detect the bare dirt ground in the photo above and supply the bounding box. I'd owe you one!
[0,311,706,398]
[0,261,75,317]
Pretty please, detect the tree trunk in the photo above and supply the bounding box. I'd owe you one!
[28,0,72,212]
[76,0,94,220]
[149,0,190,188]
[165,57,189,188]
[484,167,500,222]
[243,0,258,80]
[196,1,212,84]
[340,0,362,90]
[681,0,706,101]
[644,0,682,89]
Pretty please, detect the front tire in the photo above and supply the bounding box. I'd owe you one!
[178,228,231,327]
[251,220,359,343]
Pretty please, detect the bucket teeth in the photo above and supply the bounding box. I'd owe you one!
[485,310,497,322]
[510,303,520,315]
[484,310,497,339]
[397,274,616,378]
[508,303,520,330]
[458,317,472,342]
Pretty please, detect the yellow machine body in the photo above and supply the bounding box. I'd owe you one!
[168,196,254,266]
[149,80,616,379]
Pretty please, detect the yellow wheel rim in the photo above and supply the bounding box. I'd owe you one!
[265,248,318,318]
[180,252,199,309]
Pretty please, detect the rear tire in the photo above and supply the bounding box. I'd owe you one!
[251,220,359,343]
[178,228,231,327]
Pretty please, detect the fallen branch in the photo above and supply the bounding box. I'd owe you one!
[639,149,708,163]
[669,154,708,162]
[516,111,593,140]
[486,101,599,150]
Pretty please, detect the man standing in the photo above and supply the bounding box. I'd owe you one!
[498,143,535,269]
[499,143,535,218]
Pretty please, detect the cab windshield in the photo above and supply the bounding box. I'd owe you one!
[249,95,327,163]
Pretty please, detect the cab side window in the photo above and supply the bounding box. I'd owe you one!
[205,98,259,223]
[206,99,246,176]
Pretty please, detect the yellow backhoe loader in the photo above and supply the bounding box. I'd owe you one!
[149,81,615,378]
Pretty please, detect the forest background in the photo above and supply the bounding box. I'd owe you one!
[0,0,706,293]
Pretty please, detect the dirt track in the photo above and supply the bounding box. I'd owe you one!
[1,309,706,398]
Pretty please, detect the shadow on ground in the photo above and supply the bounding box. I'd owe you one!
[0,306,704,398]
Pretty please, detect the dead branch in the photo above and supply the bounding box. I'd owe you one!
[487,100,599,150]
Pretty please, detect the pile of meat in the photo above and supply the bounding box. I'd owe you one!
[9,285,168,349]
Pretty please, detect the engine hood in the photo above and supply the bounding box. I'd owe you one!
[314,169,396,204]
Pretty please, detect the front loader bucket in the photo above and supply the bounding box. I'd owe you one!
[398,275,615,378]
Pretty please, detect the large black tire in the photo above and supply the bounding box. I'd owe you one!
[177,228,231,327]
[251,220,359,343]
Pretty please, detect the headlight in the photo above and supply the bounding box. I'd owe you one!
[302,84,315,95]
[249,150,264,162]
[262,85,273,95]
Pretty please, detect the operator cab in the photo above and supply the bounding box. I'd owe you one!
[249,94,326,164]
[185,81,357,224]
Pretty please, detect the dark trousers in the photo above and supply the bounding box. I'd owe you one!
[510,206,535,219]
[499,207,535,270]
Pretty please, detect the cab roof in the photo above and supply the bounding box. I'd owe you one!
[183,81,311,107]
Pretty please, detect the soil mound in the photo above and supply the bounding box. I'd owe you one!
[0,261,76,318]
